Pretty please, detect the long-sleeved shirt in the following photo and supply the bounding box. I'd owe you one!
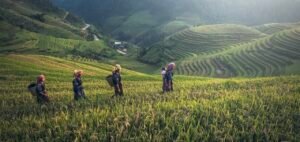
[165,70,173,81]
[73,77,83,94]
[112,72,121,86]
[36,82,46,96]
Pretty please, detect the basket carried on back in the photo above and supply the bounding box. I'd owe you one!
[106,75,114,87]
[27,83,37,96]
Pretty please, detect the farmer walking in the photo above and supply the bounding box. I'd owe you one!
[36,74,50,103]
[165,63,176,92]
[73,70,86,100]
[112,64,123,97]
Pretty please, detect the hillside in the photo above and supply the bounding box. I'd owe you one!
[175,26,300,77]
[0,1,299,141]
[0,0,157,73]
[54,0,300,44]
[0,20,116,59]
[254,22,300,35]
[140,24,266,64]
[139,23,300,77]
[0,0,87,39]
[0,54,299,141]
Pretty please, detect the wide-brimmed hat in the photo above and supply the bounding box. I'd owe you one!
[167,62,176,71]
[113,64,122,72]
[37,74,45,82]
[74,70,83,77]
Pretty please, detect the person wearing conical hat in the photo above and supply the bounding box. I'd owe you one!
[36,74,50,103]
[112,64,123,97]
[73,70,86,100]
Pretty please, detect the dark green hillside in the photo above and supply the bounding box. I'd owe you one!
[0,0,157,74]
[0,0,86,39]
[54,0,300,43]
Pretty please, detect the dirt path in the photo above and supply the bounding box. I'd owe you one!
[63,12,69,20]
[93,35,99,41]
[117,50,127,55]
[82,24,90,31]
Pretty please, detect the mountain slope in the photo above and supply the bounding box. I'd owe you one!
[254,22,300,35]
[0,20,116,60]
[0,0,158,74]
[175,26,300,77]
[54,0,300,44]
[140,24,266,64]
[0,54,299,141]
[0,0,87,39]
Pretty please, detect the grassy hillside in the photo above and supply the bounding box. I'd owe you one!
[55,0,300,43]
[141,24,265,64]
[175,26,300,77]
[132,20,191,47]
[0,0,157,73]
[0,0,86,39]
[0,54,299,141]
[254,22,300,35]
[0,21,116,59]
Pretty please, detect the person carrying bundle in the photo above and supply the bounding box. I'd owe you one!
[35,74,50,104]
[73,70,86,100]
[161,67,167,93]
[112,64,123,97]
[165,62,176,92]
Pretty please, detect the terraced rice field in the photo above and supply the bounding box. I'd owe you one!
[176,27,300,77]
[142,24,265,62]
[0,54,299,141]
[254,23,300,35]
[167,25,264,59]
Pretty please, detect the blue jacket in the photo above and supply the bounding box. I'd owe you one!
[73,77,84,96]
[165,70,173,81]
[36,82,46,96]
[112,72,121,86]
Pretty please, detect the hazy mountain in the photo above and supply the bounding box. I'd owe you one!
[53,0,300,44]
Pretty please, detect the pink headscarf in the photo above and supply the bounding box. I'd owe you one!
[167,62,176,71]
[37,74,45,83]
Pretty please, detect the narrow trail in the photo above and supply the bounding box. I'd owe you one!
[82,24,90,31]
[93,35,99,41]
[63,12,69,20]
[117,49,127,55]
[82,24,99,41]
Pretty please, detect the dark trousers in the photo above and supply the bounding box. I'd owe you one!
[114,82,123,96]
[74,89,86,100]
[37,94,49,104]
[166,80,173,92]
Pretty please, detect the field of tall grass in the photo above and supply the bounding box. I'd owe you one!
[0,54,299,141]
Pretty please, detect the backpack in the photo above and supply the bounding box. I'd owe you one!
[27,82,37,96]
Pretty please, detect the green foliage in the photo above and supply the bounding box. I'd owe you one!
[0,20,116,60]
[0,0,85,39]
[0,54,299,141]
